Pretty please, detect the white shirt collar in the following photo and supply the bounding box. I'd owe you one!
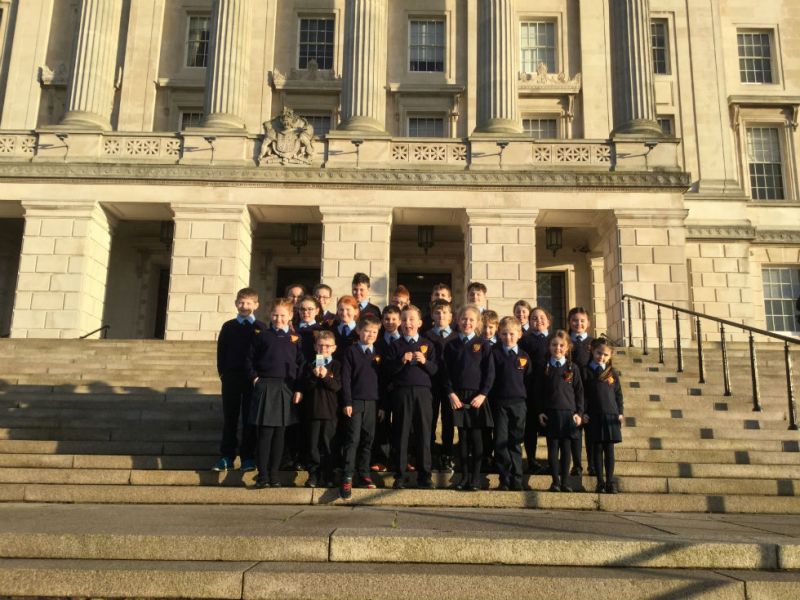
[550,356,567,367]
[404,335,419,343]
[236,314,256,324]
[504,345,519,355]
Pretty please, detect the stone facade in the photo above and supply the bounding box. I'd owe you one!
[0,0,797,342]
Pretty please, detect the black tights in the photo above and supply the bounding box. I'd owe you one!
[458,427,484,484]
[547,437,571,485]
[256,426,285,483]
[593,442,615,483]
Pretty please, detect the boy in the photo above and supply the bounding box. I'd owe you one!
[482,310,499,345]
[567,306,594,478]
[480,309,500,469]
[300,330,341,488]
[491,317,533,491]
[466,282,488,313]
[352,272,381,319]
[340,314,383,499]
[313,283,336,323]
[285,283,307,327]
[385,305,438,489]
[424,299,457,471]
[519,307,552,474]
[213,287,266,472]
[371,305,401,470]
[422,283,453,333]
[390,285,411,310]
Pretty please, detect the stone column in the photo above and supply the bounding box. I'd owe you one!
[320,206,392,306]
[165,206,253,340]
[201,0,253,130]
[60,0,124,130]
[609,0,662,137]
[464,208,537,315]
[475,0,522,134]
[11,201,115,338]
[588,255,608,334]
[339,0,388,133]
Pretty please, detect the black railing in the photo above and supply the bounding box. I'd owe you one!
[78,325,110,340]
[623,294,799,430]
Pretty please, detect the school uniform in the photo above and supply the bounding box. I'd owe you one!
[329,320,359,359]
[288,321,323,467]
[442,333,495,487]
[300,357,342,484]
[519,330,549,472]
[540,357,584,488]
[372,331,400,467]
[341,343,383,481]
[358,300,382,320]
[246,326,304,485]
[584,361,624,489]
[424,325,458,464]
[569,332,594,475]
[385,334,438,485]
[490,344,532,488]
[321,310,336,323]
[216,315,266,465]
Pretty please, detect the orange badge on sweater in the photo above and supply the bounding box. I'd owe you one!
[419,345,429,354]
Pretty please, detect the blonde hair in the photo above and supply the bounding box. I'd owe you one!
[498,316,522,333]
[457,304,483,334]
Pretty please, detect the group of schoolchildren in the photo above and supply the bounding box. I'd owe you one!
[215,273,624,499]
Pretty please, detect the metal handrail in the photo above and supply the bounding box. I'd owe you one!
[78,325,110,340]
[623,294,798,430]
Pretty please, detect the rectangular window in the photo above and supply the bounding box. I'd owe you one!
[298,17,335,70]
[299,114,332,137]
[523,118,558,138]
[738,30,773,83]
[409,19,445,72]
[651,19,669,74]
[408,117,445,137]
[186,16,210,68]
[762,267,800,333]
[520,21,556,73]
[179,111,204,130]
[657,117,674,136]
[746,127,784,200]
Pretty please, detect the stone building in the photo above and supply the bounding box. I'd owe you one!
[0,0,797,342]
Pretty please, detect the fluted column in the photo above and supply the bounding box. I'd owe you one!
[475,0,521,134]
[609,0,662,136]
[202,0,253,130]
[59,0,123,130]
[339,0,388,133]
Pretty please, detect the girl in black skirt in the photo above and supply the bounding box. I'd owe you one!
[582,338,624,494]
[443,304,495,491]
[538,330,584,492]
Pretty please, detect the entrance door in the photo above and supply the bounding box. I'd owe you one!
[396,272,452,309]
[276,267,321,298]
[537,271,566,331]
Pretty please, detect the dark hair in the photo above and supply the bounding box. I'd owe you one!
[313,283,332,295]
[352,272,371,287]
[236,287,259,301]
[430,299,452,311]
[431,283,451,294]
[382,305,401,317]
[531,306,552,323]
[299,295,321,312]
[467,281,487,294]
[401,304,423,319]
[589,337,615,378]
[284,283,307,296]
[567,306,591,320]
[513,299,533,313]
[357,314,381,329]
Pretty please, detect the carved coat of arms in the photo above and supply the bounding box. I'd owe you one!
[258,108,315,165]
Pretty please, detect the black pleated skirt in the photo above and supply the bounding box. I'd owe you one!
[587,412,622,443]
[451,389,494,429]
[249,377,299,427]
[544,409,580,440]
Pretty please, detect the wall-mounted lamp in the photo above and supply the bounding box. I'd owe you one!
[54,132,70,161]
[496,139,510,169]
[417,225,435,254]
[545,227,563,257]
[203,135,216,164]
[290,223,309,254]
[351,138,364,168]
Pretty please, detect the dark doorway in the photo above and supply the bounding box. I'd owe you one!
[276,268,321,298]
[153,267,170,339]
[0,219,23,337]
[396,272,452,309]
[537,271,566,331]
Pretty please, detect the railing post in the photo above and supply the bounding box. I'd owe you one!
[786,341,798,430]
[720,324,731,397]
[749,332,761,412]
[641,302,648,356]
[696,317,705,384]
[675,310,684,373]
[627,296,633,348]
[656,305,664,364]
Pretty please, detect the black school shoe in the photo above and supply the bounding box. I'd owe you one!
[605,481,618,494]
[560,484,574,493]
[305,475,318,488]
[595,481,605,493]
[570,466,583,477]
[418,478,434,489]
[392,478,406,490]
[254,479,270,489]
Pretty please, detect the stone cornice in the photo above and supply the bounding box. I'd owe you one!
[686,225,757,241]
[0,162,692,191]
[755,230,800,244]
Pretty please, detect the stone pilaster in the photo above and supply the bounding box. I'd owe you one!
[11,201,115,338]
[464,208,537,315]
[165,206,253,340]
[475,0,521,134]
[609,0,661,137]
[202,0,253,130]
[339,0,388,133]
[60,0,124,130]
[320,206,392,306]
[588,255,608,334]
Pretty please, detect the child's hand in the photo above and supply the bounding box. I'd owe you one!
[343,406,353,418]
[414,351,426,364]
[377,409,386,422]
[573,414,582,426]
[317,366,328,378]
[292,392,302,404]
[470,394,486,409]
[538,413,548,427]
[449,393,463,410]
[618,414,624,425]
[252,377,259,385]
[402,352,414,364]
[582,414,590,424]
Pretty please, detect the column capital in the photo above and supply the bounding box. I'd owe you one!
[20,200,116,227]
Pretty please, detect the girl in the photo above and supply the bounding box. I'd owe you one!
[246,298,304,488]
[513,300,532,334]
[330,295,360,359]
[520,306,551,474]
[296,295,322,363]
[538,330,584,492]
[582,338,624,494]
[443,304,495,491]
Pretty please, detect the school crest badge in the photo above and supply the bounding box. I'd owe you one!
[472,343,481,353]
[290,335,299,344]
[518,357,528,369]
[420,345,429,354]
[607,376,615,385]
[563,368,574,382]
[374,355,382,364]
[254,329,261,335]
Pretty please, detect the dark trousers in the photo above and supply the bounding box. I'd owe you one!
[593,442,616,483]
[431,392,455,456]
[570,433,583,471]
[584,428,595,472]
[524,409,541,469]
[457,426,484,484]
[494,402,526,486]
[391,386,433,480]
[371,401,392,466]
[256,425,285,483]
[220,371,256,461]
[547,437,571,485]
[343,400,377,479]
[306,418,336,479]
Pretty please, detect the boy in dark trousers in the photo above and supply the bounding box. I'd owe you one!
[340,313,383,499]
[567,306,594,477]
[519,307,551,474]
[213,287,266,473]
[424,299,457,472]
[352,272,382,319]
[371,305,401,471]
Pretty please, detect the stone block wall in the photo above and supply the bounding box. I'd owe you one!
[749,245,800,334]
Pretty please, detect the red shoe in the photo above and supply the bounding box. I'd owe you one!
[340,479,352,500]
[370,463,387,472]
[358,476,377,489]
[406,463,416,472]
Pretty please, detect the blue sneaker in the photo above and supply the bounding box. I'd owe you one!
[211,457,233,472]
[240,458,256,473]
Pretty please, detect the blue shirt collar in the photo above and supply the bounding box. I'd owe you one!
[460,332,476,342]
[434,326,452,336]
[404,335,419,343]
[298,321,316,329]
[488,336,496,344]
[339,321,357,334]
[236,314,256,324]
[550,356,567,367]
[272,325,289,334]
[534,330,549,338]
[358,343,374,354]
[589,360,606,371]
[384,331,400,342]
[522,323,529,331]
[359,299,370,309]
[504,345,519,355]
[571,332,588,342]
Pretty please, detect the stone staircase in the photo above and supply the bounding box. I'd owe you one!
[0,338,798,599]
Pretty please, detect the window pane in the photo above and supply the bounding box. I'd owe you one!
[186,16,210,68]
[408,117,445,137]
[762,267,800,333]
[179,111,204,130]
[746,127,784,200]
[409,19,445,72]
[520,21,556,73]
[298,18,335,70]
[298,115,331,136]
[737,31,773,83]
[523,118,558,138]
[651,20,669,74]
[657,117,674,136]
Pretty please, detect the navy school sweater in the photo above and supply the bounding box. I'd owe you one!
[341,344,383,406]
[216,318,268,375]
[441,335,495,396]
[245,327,304,390]
[385,336,438,388]
[489,345,533,406]
[583,366,624,417]
[540,360,584,415]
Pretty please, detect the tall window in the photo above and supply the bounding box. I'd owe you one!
[186,16,210,68]
[299,114,332,137]
[738,31,773,83]
[298,17,334,70]
[651,19,669,74]
[657,117,674,136]
[520,21,556,73]
[762,267,800,333]
[409,19,445,72]
[408,117,445,137]
[746,127,784,200]
[523,118,558,138]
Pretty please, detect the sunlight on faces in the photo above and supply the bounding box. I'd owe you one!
[592,343,613,366]
[270,305,292,330]
[549,336,569,360]
[530,309,550,333]
[358,323,380,346]
[314,289,331,310]
[431,288,452,302]
[432,306,452,328]
[514,305,530,325]
[287,287,304,305]
[298,299,319,323]
[235,296,258,317]
[337,301,359,324]
[458,309,479,335]
[315,338,337,359]
[382,311,400,334]
[569,312,590,334]
[484,322,497,339]
[467,288,486,306]
[352,283,370,302]
[391,293,410,309]
[400,309,422,337]
[499,324,521,348]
